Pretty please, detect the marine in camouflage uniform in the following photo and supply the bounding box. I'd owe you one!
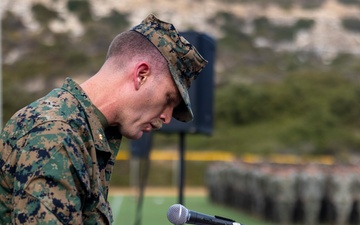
[0,78,121,224]
[296,164,326,225]
[264,165,298,225]
[349,166,360,225]
[325,166,355,225]
[0,14,207,224]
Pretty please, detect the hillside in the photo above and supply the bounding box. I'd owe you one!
[2,0,360,158]
[2,0,360,62]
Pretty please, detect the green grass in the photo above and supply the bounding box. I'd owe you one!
[108,195,276,225]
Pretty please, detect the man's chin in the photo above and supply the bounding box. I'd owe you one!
[126,131,147,140]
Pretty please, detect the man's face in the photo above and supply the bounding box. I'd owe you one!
[119,72,181,139]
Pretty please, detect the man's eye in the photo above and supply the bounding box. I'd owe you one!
[166,96,172,105]
[171,99,177,106]
[166,92,181,107]
[167,95,178,107]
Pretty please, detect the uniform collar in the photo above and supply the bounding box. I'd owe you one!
[94,106,109,129]
[60,77,122,154]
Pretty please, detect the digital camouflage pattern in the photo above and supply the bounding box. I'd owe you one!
[131,14,208,122]
[0,78,122,224]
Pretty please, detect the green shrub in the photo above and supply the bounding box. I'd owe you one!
[342,17,360,33]
[338,0,360,5]
[67,1,92,23]
[32,4,58,24]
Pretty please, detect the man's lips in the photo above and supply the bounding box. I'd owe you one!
[143,120,163,132]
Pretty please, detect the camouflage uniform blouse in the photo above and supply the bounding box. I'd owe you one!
[0,77,122,224]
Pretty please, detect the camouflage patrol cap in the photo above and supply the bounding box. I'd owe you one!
[131,14,208,122]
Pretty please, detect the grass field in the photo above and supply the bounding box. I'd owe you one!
[108,191,276,225]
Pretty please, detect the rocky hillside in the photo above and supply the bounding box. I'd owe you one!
[2,0,360,62]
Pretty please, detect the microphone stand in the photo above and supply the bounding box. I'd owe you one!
[178,132,186,205]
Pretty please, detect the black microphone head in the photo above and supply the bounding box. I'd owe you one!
[167,204,189,224]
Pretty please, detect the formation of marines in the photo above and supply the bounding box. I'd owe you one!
[205,161,360,225]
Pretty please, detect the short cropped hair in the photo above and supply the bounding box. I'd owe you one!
[106,31,168,75]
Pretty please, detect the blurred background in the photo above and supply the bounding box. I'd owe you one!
[2,0,360,225]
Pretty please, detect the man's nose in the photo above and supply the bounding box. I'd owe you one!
[160,106,174,124]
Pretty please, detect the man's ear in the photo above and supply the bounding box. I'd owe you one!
[134,62,151,90]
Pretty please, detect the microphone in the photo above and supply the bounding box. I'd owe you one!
[167,204,244,225]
